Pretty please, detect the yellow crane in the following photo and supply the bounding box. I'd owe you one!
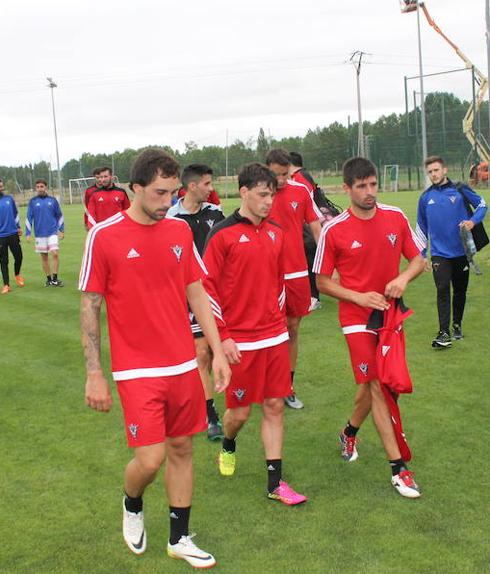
[400,1,490,181]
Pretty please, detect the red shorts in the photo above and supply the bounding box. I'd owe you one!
[116,369,206,447]
[344,331,378,384]
[285,275,310,318]
[226,342,292,409]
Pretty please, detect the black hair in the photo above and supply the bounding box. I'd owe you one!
[343,157,377,187]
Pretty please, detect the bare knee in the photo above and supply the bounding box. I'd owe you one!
[166,436,193,463]
[262,398,284,419]
[227,406,251,426]
[195,343,211,371]
[134,444,166,476]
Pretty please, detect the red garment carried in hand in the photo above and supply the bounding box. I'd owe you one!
[368,299,414,461]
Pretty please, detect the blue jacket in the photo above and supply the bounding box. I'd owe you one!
[25,195,64,238]
[416,179,487,258]
[0,194,20,238]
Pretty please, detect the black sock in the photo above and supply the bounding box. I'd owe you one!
[46,275,52,282]
[222,436,236,453]
[169,506,190,545]
[389,459,406,476]
[344,421,359,438]
[53,273,58,281]
[124,492,143,514]
[266,459,282,493]
[206,399,219,425]
[290,371,295,394]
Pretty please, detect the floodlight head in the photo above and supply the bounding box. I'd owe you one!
[46,77,57,88]
[400,0,419,13]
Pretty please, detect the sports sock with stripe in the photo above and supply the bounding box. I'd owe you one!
[267,459,282,493]
[344,421,359,437]
[124,492,143,513]
[389,459,406,476]
[169,506,191,545]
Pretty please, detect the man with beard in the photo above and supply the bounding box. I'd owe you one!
[85,166,130,229]
[314,157,425,498]
[80,149,230,568]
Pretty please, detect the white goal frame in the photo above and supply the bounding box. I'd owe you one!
[383,164,399,192]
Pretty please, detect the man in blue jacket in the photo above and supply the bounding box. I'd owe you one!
[416,156,487,348]
[0,177,24,294]
[26,179,65,287]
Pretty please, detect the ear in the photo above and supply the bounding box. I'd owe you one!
[239,185,248,199]
[132,183,144,194]
[342,183,350,195]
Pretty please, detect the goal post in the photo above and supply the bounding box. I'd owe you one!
[383,165,399,192]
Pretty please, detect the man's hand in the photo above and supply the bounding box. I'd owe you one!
[222,338,242,364]
[85,370,113,412]
[26,236,31,243]
[385,276,408,299]
[354,291,390,311]
[17,228,23,236]
[460,220,475,231]
[424,258,432,272]
[58,232,65,240]
[212,351,232,393]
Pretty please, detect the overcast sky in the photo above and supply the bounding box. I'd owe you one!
[0,0,487,167]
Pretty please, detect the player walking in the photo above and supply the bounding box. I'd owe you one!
[203,162,307,506]
[314,157,425,498]
[0,177,24,294]
[25,179,65,286]
[167,164,225,440]
[80,149,230,568]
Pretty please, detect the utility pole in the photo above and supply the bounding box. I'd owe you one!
[486,0,490,149]
[350,51,367,157]
[46,77,62,196]
[225,129,229,200]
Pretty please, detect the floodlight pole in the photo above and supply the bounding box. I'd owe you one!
[415,3,429,186]
[47,77,62,196]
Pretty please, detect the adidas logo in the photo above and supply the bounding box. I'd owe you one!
[169,512,179,519]
[239,234,250,243]
[98,196,104,202]
[267,464,276,471]
[428,199,435,205]
[351,240,362,249]
[127,248,140,259]
[382,345,391,357]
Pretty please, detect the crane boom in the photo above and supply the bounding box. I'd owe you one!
[420,2,490,163]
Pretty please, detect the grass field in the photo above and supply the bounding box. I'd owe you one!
[2,191,490,574]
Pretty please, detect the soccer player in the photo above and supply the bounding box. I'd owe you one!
[167,164,225,441]
[80,149,231,568]
[83,167,110,230]
[266,149,322,409]
[0,177,24,294]
[25,179,65,287]
[85,166,130,229]
[314,157,425,498]
[416,155,487,348]
[289,151,322,311]
[203,162,307,506]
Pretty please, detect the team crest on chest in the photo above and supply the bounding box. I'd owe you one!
[387,233,397,247]
[358,362,369,376]
[206,219,215,229]
[449,195,457,204]
[171,244,183,262]
[290,201,298,211]
[267,230,276,242]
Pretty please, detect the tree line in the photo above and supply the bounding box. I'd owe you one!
[1,92,488,192]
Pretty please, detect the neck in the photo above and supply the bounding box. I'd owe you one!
[350,203,376,220]
[182,193,201,214]
[238,206,262,226]
[290,167,300,175]
[126,203,158,225]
